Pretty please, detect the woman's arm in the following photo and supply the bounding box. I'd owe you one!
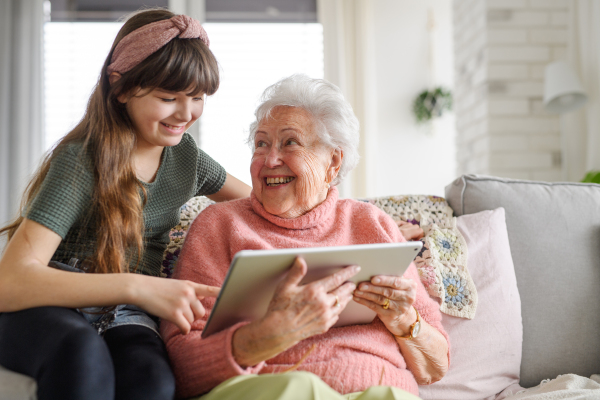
[232,257,358,367]
[353,210,449,383]
[353,269,449,384]
[161,226,357,397]
[161,206,266,397]
[207,173,251,202]
[395,308,449,384]
[0,218,218,334]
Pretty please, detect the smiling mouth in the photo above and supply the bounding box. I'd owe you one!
[265,177,295,186]
[161,122,185,131]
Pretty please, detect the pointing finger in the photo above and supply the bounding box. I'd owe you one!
[194,283,221,299]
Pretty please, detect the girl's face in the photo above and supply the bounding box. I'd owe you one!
[122,88,204,149]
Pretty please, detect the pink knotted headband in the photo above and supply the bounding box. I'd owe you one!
[107,15,210,75]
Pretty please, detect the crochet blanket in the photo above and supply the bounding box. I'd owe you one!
[162,195,478,319]
[359,195,477,319]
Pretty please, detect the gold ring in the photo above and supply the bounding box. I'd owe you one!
[382,298,390,310]
[334,295,340,308]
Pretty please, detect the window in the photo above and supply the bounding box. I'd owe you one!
[44,5,323,186]
[44,22,123,150]
[200,22,323,184]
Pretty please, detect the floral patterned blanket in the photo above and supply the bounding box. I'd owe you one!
[360,196,477,319]
[162,195,477,319]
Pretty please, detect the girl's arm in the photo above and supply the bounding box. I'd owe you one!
[0,218,218,334]
[206,173,251,202]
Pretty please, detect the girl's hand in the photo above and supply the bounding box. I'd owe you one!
[397,220,424,240]
[353,275,418,337]
[131,275,220,335]
[232,257,359,367]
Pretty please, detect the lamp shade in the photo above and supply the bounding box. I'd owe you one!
[543,60,587,113]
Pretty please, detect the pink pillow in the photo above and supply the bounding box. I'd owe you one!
[419,208,523,400]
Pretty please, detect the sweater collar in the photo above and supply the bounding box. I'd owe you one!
[250,187,339,230]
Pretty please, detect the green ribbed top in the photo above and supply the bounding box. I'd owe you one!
[25,133,226,276]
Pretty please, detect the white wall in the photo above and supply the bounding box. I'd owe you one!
[453,0,567,181]
[370,0,456,197]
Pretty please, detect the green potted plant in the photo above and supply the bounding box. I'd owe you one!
[412,87,452,124]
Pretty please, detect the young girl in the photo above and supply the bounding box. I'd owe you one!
[0,9,250,400]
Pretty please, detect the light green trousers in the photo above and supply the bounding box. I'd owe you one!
[196,371,422,400]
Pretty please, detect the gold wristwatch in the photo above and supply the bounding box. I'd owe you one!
[396,306,421,340]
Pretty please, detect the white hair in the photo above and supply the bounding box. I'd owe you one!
[248,74,360,186]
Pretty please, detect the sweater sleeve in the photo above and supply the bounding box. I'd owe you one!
[160,206,265,398]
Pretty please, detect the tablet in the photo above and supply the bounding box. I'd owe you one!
[202,242,423,338]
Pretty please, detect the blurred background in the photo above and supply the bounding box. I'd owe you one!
[1,0,598,232]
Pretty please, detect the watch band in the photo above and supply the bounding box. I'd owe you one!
[395,306,421,340]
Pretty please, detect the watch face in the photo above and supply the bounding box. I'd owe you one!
[412,321,421,338]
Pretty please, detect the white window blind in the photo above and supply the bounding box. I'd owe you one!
[44,22,123,150]
[200,23,323,184]
[44,22,324,186]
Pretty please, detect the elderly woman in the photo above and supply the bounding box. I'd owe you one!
[161,75,449,400]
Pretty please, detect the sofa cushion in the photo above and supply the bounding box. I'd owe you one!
[419,208,522,400]
[0,364,36,400]
[445,175,600,388]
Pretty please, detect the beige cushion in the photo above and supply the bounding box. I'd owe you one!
[0,364,36,400]
[445,175,600,388]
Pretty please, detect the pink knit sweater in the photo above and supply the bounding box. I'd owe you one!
[161,187,449,398]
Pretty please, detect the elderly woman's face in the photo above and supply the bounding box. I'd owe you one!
[251,106,342,219]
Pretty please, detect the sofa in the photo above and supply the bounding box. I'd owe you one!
[424,175,600,399]
[1,174,599,400]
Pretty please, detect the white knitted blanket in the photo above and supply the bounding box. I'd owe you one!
[501,374,600,400]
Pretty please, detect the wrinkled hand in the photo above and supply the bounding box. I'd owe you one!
[353,275,418,337]
[232,257,359,367]
[134,275,220,335]
[266,257,358,341]
[397,220,424,241]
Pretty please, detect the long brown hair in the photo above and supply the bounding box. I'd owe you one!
[0,8,219,274]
